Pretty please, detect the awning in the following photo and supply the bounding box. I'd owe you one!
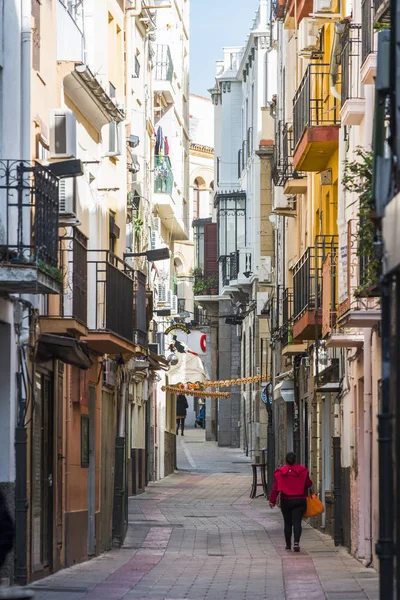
[64,65,125,131]
[36,334,93,370]
[148,351,170,371]
[273,380,295,402]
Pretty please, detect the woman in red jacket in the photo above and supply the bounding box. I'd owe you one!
[269,452,312,552]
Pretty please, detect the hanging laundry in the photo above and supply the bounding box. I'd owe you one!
[155,126,164,155]
[164,136,170,156]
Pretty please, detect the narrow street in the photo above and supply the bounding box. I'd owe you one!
[29,429,379,600]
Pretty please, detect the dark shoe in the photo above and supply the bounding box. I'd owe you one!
[294,543,300,553]
[181,432,184,436]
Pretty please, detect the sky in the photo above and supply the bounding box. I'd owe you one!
[189,0,260,98]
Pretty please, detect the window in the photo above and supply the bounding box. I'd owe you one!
[109,83,118,154]
[216,191,246,258]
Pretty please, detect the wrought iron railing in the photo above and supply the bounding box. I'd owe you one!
[87,251,147,345]
[293,236,338,321]
[220,251,251,286]
[273,122,300,186]
[154,45,174,82]
[321,252,338,337]
[0,160,59,267]
[133,270,148,346]
[59,229,88,324]
[293,64,340,150]
[154,155,173,194]
[281,288,293,347]
[361,0,374,64]
[341,24,363,105]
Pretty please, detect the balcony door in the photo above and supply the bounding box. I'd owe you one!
[321,395,332,529]
[32,371,54,576]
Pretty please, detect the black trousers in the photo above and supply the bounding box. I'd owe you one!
[176,418,185,433]
[280,498,307,546]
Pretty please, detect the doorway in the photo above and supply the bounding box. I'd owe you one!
[321,395,332,528]
[87,386,96,556]
[31,371,54,576]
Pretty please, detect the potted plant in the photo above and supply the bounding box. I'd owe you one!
[206,274,218,295]
[193,279,204,295]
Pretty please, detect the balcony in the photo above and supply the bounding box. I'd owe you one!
[361,0,377,84]
[293,236,338,340]
[153,156,187,240]
[337,220,381,327]
[154,155,173,194]
[273,121,307,193]
[41,229,88,337]
[56,0,84,62]
[293,64,340,171]
[321,252,337,338]
[85,251,147,354]
[220,249,252,293]
[193,272,219,300]
[153,45,174,104]
[341,24,365,126]
[280,288,308,355]
[0,160,61,294]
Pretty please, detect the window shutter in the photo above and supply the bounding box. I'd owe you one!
[204,222,218,277]
[32,0,41,72]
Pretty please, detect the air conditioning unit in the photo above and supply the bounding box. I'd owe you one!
[148,342,159,355]
[301,356,310,368]
[259,257,272,283]
[59,177,77,216]
[298,18,319,56]
[151,229,161,250]
[103,359,117,388]
[50,109,77,158]
[166,289,173,309]
[158,281,167,303]
[153,217,162,232]
[171,294,178,315]
[313,0,332,12]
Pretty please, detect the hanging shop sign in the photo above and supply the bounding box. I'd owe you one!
[165,323,191,336]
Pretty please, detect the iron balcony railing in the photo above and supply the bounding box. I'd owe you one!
[273,122,301,186]
[341,24,363,105]
[281,288,294,347]
[220,250,251,287]
[59,229,88,325]
[0,160,59,268]
[361,0,374,64]
[154,155,174,194]
[154,45,174,82]
[293,64,340,150]
[87,251,147,345]
[293,236,338,321]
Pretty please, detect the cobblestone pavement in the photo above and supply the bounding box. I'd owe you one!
[28,429,379,600]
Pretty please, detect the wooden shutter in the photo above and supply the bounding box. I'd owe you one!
[204,222,218,277]
[32,0,41,72]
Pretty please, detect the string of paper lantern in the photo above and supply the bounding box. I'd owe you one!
[161,385,230,399]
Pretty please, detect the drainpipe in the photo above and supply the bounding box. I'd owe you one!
[15,2,32,583]
[363,328,373,566]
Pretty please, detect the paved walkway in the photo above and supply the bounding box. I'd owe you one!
[28,429,379,600]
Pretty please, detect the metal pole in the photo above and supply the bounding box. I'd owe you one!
[377,276,394,599]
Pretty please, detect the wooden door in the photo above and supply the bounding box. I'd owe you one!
[88,386,96,556]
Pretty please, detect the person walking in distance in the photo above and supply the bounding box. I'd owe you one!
[176,393,189,436]
[269,452,312,552]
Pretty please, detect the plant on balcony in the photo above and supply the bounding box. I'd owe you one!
[37,259,64,283]
[193,267,203,278]
[193,278,205,295]
[342,147,381,296]
[206,274,218,294]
